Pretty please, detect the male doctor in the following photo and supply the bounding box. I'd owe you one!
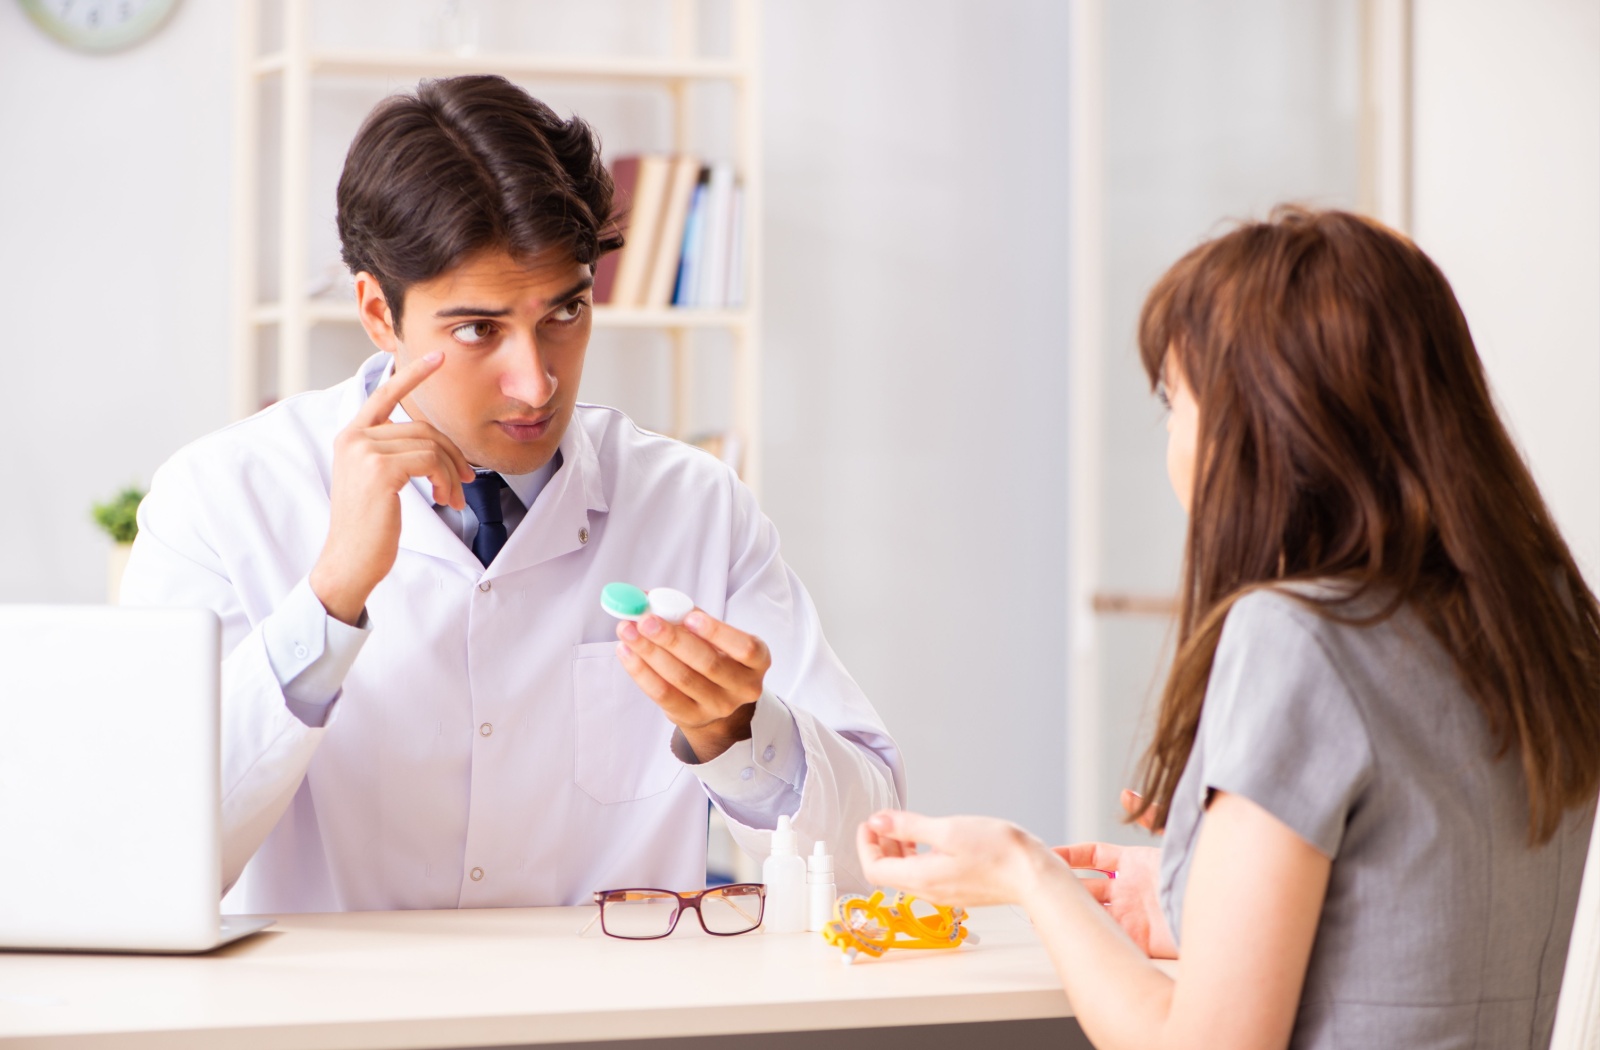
[122,75,904,914]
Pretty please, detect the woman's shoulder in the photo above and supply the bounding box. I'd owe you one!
[1219,581,1353,649]
[1222,580,1414,650]
[1214,580,1456,723]
[1217,579,1464,743]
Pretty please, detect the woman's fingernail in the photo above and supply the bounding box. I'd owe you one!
[684,611,706,631]
[424,351,443,364]
[615,642,630,661]
[639,615,662,636]
[618,620,639,641]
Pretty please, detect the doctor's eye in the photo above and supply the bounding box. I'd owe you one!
[451,321,497,345]
[1155,381,1172,411]
[546,298,588,326]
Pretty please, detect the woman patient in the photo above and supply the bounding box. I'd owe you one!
[859,207,1600,1050]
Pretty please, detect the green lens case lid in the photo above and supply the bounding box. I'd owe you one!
[600,582,651,620]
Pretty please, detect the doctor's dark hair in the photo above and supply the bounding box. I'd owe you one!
[336,75,621,333]
[1130,206,1600,846]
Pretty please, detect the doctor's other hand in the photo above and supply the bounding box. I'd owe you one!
[1052,842,1176,959]
[857,811,1063,908]
[615,609,770,762]
[309,352,474,625]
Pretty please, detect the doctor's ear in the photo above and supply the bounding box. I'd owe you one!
[354,271,401,352]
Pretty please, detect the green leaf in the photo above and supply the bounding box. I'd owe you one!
[91,486,146,545]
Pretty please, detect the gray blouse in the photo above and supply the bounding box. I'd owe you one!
[1159,586,1594,1049]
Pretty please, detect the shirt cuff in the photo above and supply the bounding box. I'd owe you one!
[672,691,806,828]
[262,577,372,728]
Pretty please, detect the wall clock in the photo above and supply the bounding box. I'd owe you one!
[19,0,180,53]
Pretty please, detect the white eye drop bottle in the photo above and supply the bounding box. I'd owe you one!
[806,840,836,932]
[761,815,807,933]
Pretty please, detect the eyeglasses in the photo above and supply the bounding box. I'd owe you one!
[821,890,975,963]
[580,884,766,939]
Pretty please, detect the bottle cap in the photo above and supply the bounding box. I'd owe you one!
[772,814,798,855]
[807,840,834,874]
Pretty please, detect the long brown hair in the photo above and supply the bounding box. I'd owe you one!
[1132,206,1600,844]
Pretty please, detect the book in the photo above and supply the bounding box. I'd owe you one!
[643,155,703,309]
[673,170,710,307]
[591,155,639,305]
[725,182,746,309]
[697,162,737,308]
[609,154,671,308]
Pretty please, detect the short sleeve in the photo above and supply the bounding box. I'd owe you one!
[1199,592,1375,858]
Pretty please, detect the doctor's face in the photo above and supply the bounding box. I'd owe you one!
[356,247,592,476]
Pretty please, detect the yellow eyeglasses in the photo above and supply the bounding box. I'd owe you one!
[820,889,976,963]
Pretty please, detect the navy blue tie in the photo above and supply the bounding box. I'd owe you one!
[461,472,509,567]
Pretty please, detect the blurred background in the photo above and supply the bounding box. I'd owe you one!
[1,0,1595,849]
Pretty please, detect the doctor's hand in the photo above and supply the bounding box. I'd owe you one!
[615,609,770,762]
[310,352,474,625]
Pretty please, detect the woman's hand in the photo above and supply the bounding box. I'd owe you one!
[857,810,1064,907]
[1053,842,1177,959]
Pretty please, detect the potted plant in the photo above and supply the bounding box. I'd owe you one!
[92,486,144,604]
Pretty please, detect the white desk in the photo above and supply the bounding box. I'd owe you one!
[0,905,1114,1049]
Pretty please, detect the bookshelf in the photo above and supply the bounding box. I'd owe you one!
[231,0,765,491]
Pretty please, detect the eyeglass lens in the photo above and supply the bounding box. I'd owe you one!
[699,884,763,934]
[600,890,680,939]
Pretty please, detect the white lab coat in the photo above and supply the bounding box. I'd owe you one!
[121,352,904,914]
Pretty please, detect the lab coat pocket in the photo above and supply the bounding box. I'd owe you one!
[571,641,683,805]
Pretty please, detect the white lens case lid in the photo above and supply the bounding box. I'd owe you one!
[646,587,695,624]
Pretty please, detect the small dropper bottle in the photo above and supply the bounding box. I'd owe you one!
[761,815,807,933]
[806,840,836,932]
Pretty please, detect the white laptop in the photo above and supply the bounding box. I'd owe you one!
[0,605,272,953]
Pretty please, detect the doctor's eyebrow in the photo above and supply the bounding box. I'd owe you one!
[432,277,595,320]
[435,305,512,319]
[544,276,595,306]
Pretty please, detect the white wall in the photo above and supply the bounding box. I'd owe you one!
[1412,0,1600,583]
[759,0,1071,834]
[0,0,235,602]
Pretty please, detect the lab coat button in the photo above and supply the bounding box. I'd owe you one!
[762,745,776,761]
[293,644,308,660]
[578,527,589,544]
[478,581,491,592]
[470,867,484,881]
[740,767,754,781]
[479,723,493,737]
